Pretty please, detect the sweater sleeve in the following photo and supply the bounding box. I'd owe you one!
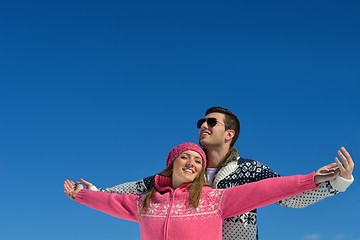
[239,159,352,208]
[278,174,354,208]
[220,173,317,219]
[98,175,156,195]
[75,189,140,222]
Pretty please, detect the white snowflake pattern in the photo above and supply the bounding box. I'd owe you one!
[209,189,224,200]
[171,203,185,215]
[147,202,160,214]
[160,203,170,215]
[195,198,207,212]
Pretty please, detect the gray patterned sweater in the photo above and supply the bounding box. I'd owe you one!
[98,147,353,240]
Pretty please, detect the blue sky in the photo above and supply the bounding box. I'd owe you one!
[0,1,359,239]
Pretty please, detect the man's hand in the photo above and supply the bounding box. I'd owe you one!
[335,146,354,180]
[79,178,94,189]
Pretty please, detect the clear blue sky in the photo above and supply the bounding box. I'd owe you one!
[0,1,359,240]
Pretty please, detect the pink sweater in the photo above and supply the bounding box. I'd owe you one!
[75,173,317,240]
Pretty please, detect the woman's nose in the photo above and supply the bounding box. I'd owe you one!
[186,159,194,166]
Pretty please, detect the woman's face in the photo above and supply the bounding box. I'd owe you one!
[172,150,204,189]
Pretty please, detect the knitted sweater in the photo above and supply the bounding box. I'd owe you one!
[99,147,353,240]
[78,173,317,240]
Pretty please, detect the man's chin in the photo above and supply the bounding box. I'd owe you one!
[199,139,209,147]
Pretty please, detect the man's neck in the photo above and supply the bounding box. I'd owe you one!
[205,145,230,168]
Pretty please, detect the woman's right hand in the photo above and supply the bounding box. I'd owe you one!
[64,179,84,200]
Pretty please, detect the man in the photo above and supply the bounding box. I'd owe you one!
[72,106,355,240]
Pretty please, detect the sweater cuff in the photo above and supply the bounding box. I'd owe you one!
[329,175,354,192]
[302,172,317,190]
[75,189,88,204]
[89,185,98,191]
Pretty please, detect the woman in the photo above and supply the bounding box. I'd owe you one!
[64,142,341,240]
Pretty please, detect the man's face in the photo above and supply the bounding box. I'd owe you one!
[198,112,228,149]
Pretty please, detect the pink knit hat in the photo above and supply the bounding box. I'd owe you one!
[166,142,207,169]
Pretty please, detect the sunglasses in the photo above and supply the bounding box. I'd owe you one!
[196,117,230,129]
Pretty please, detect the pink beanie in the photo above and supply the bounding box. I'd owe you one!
[166,142,207,169]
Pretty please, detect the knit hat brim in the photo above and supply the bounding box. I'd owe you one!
[166,142,207,169]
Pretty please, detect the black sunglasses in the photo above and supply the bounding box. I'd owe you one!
[196,117,230,129]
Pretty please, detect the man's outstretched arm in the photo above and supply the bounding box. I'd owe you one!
[277,146,354,208]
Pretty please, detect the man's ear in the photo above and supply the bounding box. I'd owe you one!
[225,129,235,142]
